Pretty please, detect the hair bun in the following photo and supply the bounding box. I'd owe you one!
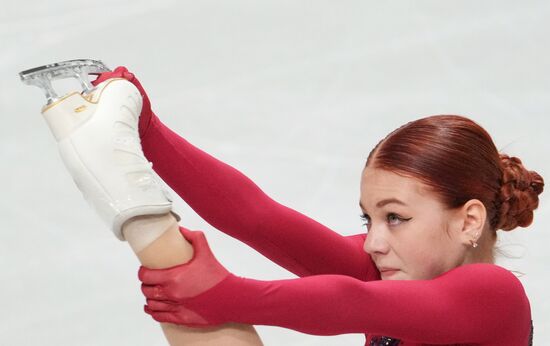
[496,154,544,231]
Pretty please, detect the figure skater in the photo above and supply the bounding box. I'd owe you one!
[52,66,545,345]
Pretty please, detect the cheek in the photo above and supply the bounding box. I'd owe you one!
[401,244,448,280]
[399,221,452,278]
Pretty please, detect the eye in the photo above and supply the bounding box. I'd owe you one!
[359,213,371,229]
[386,213,412,226]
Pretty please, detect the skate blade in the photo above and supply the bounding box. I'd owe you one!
[19,59,111,105]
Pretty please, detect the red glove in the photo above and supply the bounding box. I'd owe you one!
[138,226,235,327]
[91,66,155,139]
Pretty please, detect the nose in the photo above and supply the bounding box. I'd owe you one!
[363,226,390,255]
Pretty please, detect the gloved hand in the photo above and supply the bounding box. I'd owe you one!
[91,66,154,139]
[138,226,235,326]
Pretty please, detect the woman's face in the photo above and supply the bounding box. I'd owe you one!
[359,166,468,280]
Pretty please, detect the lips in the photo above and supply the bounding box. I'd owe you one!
[378,267,399,272]
[379,268,399,277]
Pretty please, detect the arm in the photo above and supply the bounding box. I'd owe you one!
[101,67,378,280]
[143,117,376,279]
[183,265,531,343]
[140,231,531,344]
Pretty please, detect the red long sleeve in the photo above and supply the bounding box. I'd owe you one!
[181,263,531,345]
[138,114,531,345]
[141,115,378,280]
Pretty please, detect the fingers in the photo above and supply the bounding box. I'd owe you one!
[138,265,173,285]
[144,305,177,324]
[113,66,129,73]
[121,70,135,82]
[178,227,208,252]
[141,283,169,300]
[136,229,208,286]
[177,226,200,241]
[138,265,160,284]
[146,298,178,312]
[138,260,196,285]
[143,306,210,328]
[91,66,125,86]
[90,66,133,86]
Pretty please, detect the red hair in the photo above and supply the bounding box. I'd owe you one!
[366,115,544,232]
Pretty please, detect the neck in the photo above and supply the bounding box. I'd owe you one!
[463,240,496,265]
[463,251,494,265]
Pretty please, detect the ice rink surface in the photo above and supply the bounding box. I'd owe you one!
[1,1,549,345]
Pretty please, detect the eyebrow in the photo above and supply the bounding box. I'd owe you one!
[359,198,408,211]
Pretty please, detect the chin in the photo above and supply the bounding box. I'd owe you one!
[381,270,407,280]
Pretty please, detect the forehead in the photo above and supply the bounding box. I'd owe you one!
[360,167,432,207]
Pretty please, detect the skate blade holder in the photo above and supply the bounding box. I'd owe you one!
[19,59,111,105]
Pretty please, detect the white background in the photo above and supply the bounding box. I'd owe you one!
[1,1,549,345]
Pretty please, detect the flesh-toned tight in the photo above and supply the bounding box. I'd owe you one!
[122,213,263,346]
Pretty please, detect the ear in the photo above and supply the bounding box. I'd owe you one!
[457,199,487,246]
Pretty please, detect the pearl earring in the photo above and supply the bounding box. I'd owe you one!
[470,232,479,248]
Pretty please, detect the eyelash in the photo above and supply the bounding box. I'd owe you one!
[359,213,368,226]
[359,213,412,228]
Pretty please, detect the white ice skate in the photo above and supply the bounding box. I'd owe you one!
[20,59,175,240]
